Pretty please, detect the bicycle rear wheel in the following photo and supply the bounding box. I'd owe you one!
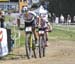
[39,36,45,58]
[43,35,46,57]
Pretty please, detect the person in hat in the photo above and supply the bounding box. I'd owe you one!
[0,11,5,28]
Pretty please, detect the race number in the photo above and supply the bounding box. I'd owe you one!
[25,27,32,32]
[39,31,44,34]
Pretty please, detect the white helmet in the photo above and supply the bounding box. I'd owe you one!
[28,11,37,17]
[22,6,28,13]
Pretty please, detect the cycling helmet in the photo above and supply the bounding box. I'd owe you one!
[22,6,28,13]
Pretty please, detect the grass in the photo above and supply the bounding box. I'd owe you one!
[10,24,75,47]
[17,26,75,47]
[49,27,75,41]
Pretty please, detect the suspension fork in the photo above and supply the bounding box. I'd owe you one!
[29,33,32,48]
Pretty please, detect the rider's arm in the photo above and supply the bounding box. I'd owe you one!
[38,17,41,27]
[47,22,52,32]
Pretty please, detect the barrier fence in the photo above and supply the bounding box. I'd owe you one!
[52,23,75,32]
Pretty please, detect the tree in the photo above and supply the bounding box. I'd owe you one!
[48,0,75,16]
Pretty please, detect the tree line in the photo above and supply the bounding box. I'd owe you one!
[47,0,75,17]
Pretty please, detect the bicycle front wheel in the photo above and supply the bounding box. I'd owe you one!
[25,33,32,59]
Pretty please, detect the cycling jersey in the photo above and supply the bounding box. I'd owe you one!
[24,11,36,27]
[39,13,49,28]
[40,13,48,23]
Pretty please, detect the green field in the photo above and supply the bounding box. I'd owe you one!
[16,25,75,47]
[49,28,75,41]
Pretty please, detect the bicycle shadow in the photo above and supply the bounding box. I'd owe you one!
[0,53,27,60]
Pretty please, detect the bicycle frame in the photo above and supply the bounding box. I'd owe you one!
[38,28,46,58]
[25,26,37,59]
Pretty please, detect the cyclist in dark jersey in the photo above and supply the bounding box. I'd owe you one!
[24,9,39,46]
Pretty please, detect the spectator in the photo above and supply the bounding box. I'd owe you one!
[51,13,56,23]
[0,11,5,28]
[73,16,75,23]
[55,17,59,24]
[67,14,71,24]
[60,14,65,24]
[17,16,20,28]
[1,10,5,16]
[48,12,51,22]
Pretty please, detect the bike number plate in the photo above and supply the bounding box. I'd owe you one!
[39,31,44,34]
[25,27,32,32]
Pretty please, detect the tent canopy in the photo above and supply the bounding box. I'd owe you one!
[33,5,48,15]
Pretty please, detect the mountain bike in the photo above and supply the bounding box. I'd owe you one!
[38,28,46,58]
[25,26,37,59]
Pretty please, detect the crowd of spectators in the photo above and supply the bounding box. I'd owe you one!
[49,13,75,24]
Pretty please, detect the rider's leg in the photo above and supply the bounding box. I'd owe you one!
[45,31,48,47]
[33,27,39,46]
[46,31,48,41]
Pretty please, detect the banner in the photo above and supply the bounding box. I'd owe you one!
[32,0,39,4]
[0,0,9,1]
[0,28,8,57]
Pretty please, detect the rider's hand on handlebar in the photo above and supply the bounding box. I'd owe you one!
[38,25,41,28]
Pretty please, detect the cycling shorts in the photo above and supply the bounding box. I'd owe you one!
[25,20,35,28]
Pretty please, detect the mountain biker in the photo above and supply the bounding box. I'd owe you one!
[23,8,39,46]
[38,12,52,47]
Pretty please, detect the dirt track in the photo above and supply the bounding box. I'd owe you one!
[0,40,75,64]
